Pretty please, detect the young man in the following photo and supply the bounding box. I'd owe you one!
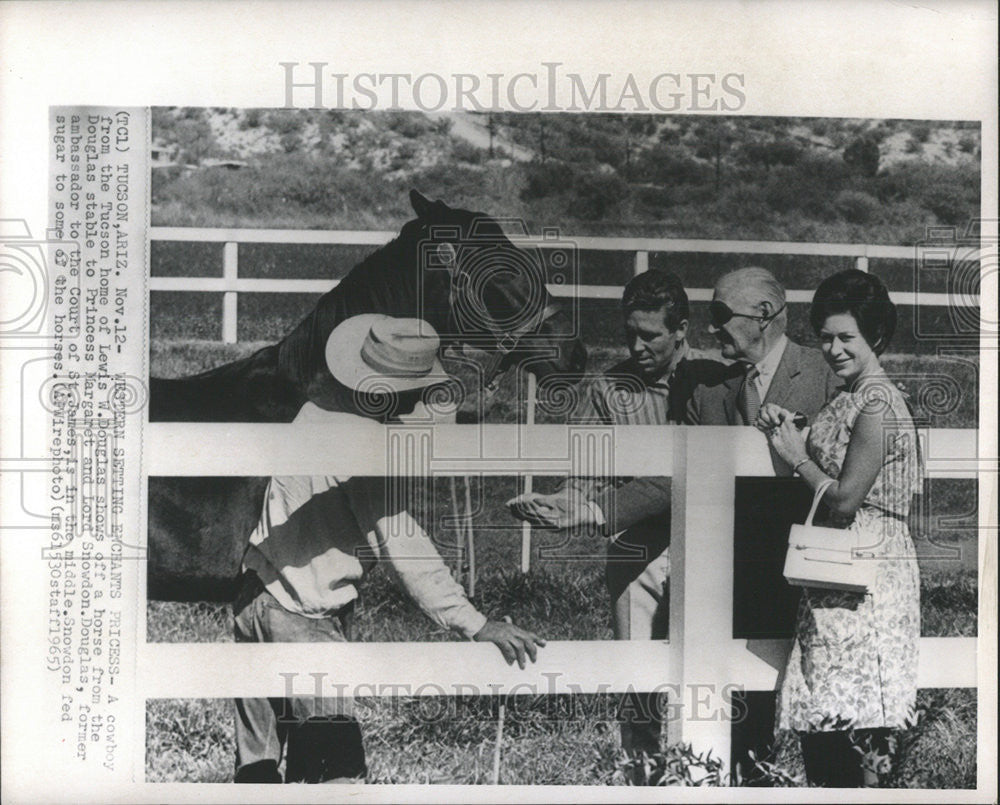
[235,314,545,784]
[508,269,712,761]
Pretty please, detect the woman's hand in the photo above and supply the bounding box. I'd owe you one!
[765,414,810,467]
[756,403,794,432]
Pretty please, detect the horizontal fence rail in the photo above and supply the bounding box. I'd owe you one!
[149,227,980,343]
[145,424,978,478]
[142,426,981,764]
[139,636,976,700]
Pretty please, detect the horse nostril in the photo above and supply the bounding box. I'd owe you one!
[572,341,587,373]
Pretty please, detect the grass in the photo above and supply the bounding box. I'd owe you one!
[744,689,977,789]
[146,694,623,785]
[146,688,976,787]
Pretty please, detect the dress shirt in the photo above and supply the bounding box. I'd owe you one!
[749,334,788,402]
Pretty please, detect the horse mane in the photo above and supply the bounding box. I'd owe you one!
[149,212,455,422]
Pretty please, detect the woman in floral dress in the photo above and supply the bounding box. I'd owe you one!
[757,269,922,787]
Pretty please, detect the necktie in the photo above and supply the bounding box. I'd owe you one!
[739,365,761,425]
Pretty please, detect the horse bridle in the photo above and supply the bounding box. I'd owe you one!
[445,265,563,393]
[478,302,564,393]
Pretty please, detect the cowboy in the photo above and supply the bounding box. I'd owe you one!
[234,314,545,784]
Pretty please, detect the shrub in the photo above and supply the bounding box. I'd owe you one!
[239,109,263,130]
[390,141,419,171]
[924,184,977,224]
[834,190,882,224]
[174,117,218,165]
[452,139,486,164]
[521,161,579,200]
[408,163,490,205]
[636,185,675,212]
[878,162,980,224]
[719,184,771,223]
[759,154,852,218]
[568,171,629,220]
[635,145,712,185]
[564,145,598,165]
[843,136,881,177]
[957,134,977,154]
[810,119,831,138]
[383,110,430,139]
[738,140,803,170]
[265,110,304,136]
[279,132,301,153]
[658,127,681,145]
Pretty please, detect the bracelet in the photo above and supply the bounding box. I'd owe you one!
[792,457,811,474]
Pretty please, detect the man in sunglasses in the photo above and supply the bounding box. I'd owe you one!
[689,266,838,429]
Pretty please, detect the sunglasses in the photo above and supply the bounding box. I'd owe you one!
[709,300,786,328]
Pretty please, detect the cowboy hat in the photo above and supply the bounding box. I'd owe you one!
[325,314,449,393]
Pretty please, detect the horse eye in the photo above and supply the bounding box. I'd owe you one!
[436,242,457,267]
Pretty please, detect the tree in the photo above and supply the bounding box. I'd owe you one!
[843,135,880,177]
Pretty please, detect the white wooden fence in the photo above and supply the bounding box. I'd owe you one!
[149,226,976,343]
[147,228,982,770]
[149,226,980,572]
[143,424,981,770]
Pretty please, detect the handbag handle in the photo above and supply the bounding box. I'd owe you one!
[804,478,836,526]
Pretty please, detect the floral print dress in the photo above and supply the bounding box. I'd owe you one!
[776,376,922,732]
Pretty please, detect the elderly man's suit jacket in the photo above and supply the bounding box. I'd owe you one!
[592,339,839,536]
[685,339,839,426]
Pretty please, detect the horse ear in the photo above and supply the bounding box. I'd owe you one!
[410,189,450,220]
[410,189,435,218]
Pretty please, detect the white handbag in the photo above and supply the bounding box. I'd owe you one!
[783,479,877,594]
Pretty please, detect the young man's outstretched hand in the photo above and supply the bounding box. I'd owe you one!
[473,620,546,669]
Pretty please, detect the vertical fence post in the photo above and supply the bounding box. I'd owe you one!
[856,250,869,273]
[634,250,649,276]
[464,476,476,598]
[222,241,239,344]
[667,427,738,770]
[449,476,465,587]
[520,372,537,574]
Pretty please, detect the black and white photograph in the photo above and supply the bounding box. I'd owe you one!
[145,107,981,787]
[0,2,995,803]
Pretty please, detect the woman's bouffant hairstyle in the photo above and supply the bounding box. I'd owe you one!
[810,269,897,355]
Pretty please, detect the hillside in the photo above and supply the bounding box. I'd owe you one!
[151,108,980,243]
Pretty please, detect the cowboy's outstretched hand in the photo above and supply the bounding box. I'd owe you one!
[473,620,546,669]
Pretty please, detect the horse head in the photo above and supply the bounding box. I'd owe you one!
[401,190,587,397]
[150,190,587,422]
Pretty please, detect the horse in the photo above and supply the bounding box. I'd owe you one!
[148,190,587,601]
[150,189,586,422]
